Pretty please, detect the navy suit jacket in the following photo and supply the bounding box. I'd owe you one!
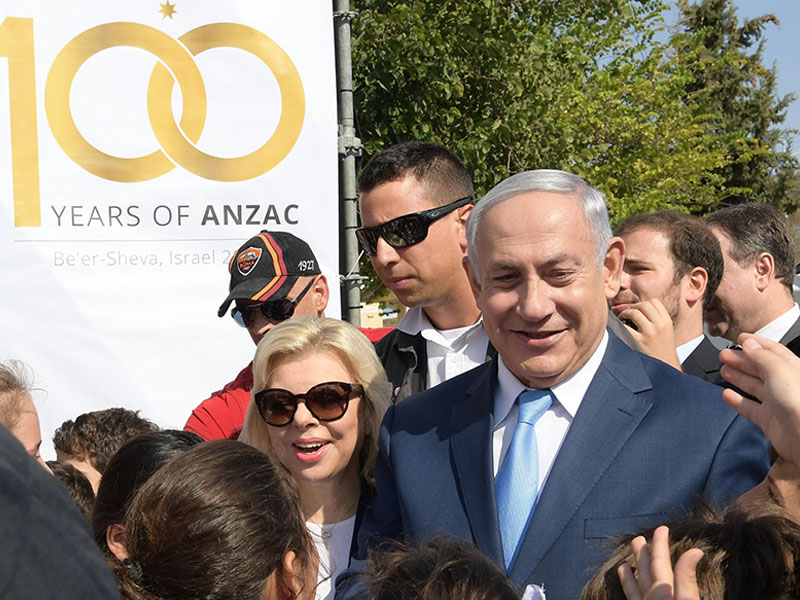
[336,331,768,600]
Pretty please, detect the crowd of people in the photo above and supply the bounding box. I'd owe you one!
[3,141,800,599]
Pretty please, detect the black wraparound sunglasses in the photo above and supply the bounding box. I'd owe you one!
[230,277,316,328]
[254,381,364,427]
[355,196,474,256]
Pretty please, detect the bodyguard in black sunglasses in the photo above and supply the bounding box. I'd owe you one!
[357,142,493,402]
[183,231,330,441]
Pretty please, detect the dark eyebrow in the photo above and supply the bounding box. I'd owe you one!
[623,257,655,268]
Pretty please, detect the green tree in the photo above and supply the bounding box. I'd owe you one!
[350,0,795,300]
[676,0,799,210]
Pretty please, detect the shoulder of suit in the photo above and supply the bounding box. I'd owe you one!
[374,327,421,356]
[604,333,725,401]
[393,359,494,414]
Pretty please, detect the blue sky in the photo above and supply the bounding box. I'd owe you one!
[664,1,800,152]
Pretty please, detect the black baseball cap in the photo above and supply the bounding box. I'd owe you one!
[217,231,321,317]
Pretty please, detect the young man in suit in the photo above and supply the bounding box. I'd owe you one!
[704,203,800,350]
[336,170,768,600]
[610,211,725,383]
[356,142,490,401]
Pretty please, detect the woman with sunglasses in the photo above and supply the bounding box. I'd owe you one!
[240,317,392,600]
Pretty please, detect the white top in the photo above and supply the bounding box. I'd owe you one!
[754,303,800,343]
[396,307,490,388]
[676,334,705,365]
[492,331,609,502]
[306,515,356,600]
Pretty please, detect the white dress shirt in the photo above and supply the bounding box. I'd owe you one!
[492,331,610,508]
[676,334,705,365]
[754,303,800,343]
[396,307,490,388]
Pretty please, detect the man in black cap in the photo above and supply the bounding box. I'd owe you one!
[184,231,329,440]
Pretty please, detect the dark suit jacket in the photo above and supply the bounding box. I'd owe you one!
[337,330,768,600]
[781,316,800,355]
[681,336,724,385]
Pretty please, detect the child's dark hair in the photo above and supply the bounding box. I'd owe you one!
[47,460,95,520]
[118,440,314,600]
[368,536,519,600]
[54,407,159,473]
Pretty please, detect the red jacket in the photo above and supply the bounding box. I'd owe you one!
[184,362,253,440]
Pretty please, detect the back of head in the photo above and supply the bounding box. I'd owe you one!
[48,460,95,521]
[120,439,313,600]
[358,141,474,205]
[368,536,519,600]
[704,203,796,291]
[615,210,724,305]
[92,429,203,555]
[0,360,33,431]
[466,169,612,274]
[0,422,119,598]
[54,407,159,473]
[581,501,800,600]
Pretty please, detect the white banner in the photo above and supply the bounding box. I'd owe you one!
[0,1,340,456]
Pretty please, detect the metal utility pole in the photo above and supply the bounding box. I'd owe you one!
[333,0,363,324]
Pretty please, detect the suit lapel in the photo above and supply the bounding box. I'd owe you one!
[779,317,800,346]
[450,359,504,564]
[682,337,722,379]
[510,334,655,582]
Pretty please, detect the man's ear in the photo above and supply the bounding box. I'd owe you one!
[106,523,129,561]
[457,204,474,254]
[684,266,708,305]
[463,256,482,305]
[754,252,776,291]
[312,274,330,315]
[603,237,625,299]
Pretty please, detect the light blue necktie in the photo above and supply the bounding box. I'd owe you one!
[496,388,553,569]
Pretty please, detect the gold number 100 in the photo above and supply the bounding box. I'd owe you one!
[0,17,40,227]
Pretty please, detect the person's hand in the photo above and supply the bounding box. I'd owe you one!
[618,299,681,370]
[618,526,702,600]
[720,334,800,468]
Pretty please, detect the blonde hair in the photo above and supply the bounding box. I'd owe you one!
[240,317,392,484]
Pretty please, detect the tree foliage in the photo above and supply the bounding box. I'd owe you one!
[677,0,798,210]
[350,0,798,299]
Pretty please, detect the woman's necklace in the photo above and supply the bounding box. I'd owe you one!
[307,498,358,540]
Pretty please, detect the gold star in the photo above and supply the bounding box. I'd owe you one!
[159,1,177,19]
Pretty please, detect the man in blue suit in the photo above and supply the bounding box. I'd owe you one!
[336,170,768,600]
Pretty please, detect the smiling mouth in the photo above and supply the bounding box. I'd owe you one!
[294,442,327,454]
[520,331,560,339]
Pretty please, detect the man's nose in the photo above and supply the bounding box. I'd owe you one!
[372,236,400,268]
[248,310,277,340]
[517,279,555,321]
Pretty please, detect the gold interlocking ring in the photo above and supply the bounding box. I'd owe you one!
[45,22,304,182]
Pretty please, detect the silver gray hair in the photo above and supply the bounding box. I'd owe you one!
[466,169,612,275]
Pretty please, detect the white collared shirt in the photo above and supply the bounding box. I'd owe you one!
[396,307,490,388]
[676,334,704,365]
[492,331,610,504]
[754,303,800,343]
